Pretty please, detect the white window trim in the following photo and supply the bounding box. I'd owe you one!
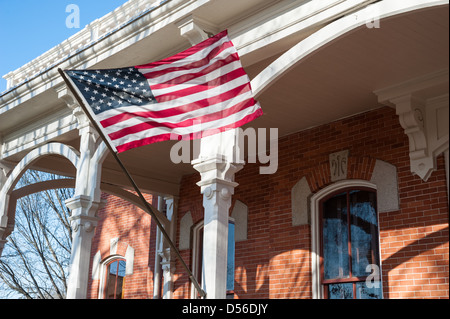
[310,179,379,299]
[97,254,126,299]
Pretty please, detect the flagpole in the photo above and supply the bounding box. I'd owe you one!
[58,68,206,299]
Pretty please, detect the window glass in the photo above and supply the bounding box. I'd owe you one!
[355,281,383,299]
[227,222,235,292]
[105,259,126,299]
[328,283,354,299]
[321,189,382,299]
[323,192,349,280]
[349,190,379,277]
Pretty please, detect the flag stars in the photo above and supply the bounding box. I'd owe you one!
[68,67,156,115]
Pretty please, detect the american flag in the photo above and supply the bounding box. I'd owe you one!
[64,30,262,153]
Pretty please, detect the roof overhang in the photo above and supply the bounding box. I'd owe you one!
[1,0,448,196]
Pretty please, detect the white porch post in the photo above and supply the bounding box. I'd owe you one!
[58,87,104,299]
[65,195,101,299]
[65,123,103,299]
[0,164,7,255]
[161,196,178,299]
[192,130,243,299]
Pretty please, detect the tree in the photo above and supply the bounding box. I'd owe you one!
[0,170,74,299]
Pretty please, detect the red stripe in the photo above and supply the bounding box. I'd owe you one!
[150,53,239,90]
[153,67,248,103]
[108,98,257,141]
[135,30,229,69]
[141,42,235,80]
[115,107,263,153]
[116,133,173,153]
[100,82,252,128]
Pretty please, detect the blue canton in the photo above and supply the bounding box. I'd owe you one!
[67,67,156,115]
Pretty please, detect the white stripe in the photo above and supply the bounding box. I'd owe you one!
[104,90,254,135]
[142,45,237,84]
[149,60,242,97]
[95,74,251,122]
[137,35,230,74]
[111,102,260,148]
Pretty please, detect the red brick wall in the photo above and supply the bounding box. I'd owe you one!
[88,106,448,299]
[87,192,157,299]
[172,106,449,299]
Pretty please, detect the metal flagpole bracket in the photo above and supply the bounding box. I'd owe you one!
[58,68,206,299]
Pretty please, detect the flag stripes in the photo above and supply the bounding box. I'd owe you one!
[65,30,262,153]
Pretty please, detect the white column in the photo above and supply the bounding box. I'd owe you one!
[161,196,178,299]
[179,19,239,298]
[65,195,101,299]
[58,86,104,299]
[0,164,6,255]
[66,124,103,299]
[193,152,243,299]
[153,196,164,299]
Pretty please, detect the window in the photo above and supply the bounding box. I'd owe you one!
[104,259,126,299]
[320,188,382,299]
[191,220,235,298]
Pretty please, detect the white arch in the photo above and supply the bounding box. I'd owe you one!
[251,0,449,98]
[0,143,80,231]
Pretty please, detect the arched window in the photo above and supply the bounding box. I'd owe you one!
[310,180,383,299]
[320,188,382,299]
[103,258,126,299]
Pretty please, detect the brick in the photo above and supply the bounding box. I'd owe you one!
[88,107,448,300]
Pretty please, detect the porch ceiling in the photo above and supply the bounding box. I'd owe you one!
[34,5,449,195]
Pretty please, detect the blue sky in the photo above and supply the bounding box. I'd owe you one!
[0,0,129,93]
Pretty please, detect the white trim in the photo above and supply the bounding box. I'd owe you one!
[190,220,205,299]
[97,254,125,299]
[310,179,377,299]
[0,143,80,232]
[97,250,135,299]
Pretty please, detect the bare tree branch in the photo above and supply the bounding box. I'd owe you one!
[0,170,73,299]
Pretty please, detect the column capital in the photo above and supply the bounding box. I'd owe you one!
[192,156,244,193]
[65,195,106,218]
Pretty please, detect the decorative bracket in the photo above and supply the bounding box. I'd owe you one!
[374,69,449,181]
[176,15,218,46]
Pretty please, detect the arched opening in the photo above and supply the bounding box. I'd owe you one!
[0,143,80,250]
[247,2,448,142]
[310,180,379,299]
